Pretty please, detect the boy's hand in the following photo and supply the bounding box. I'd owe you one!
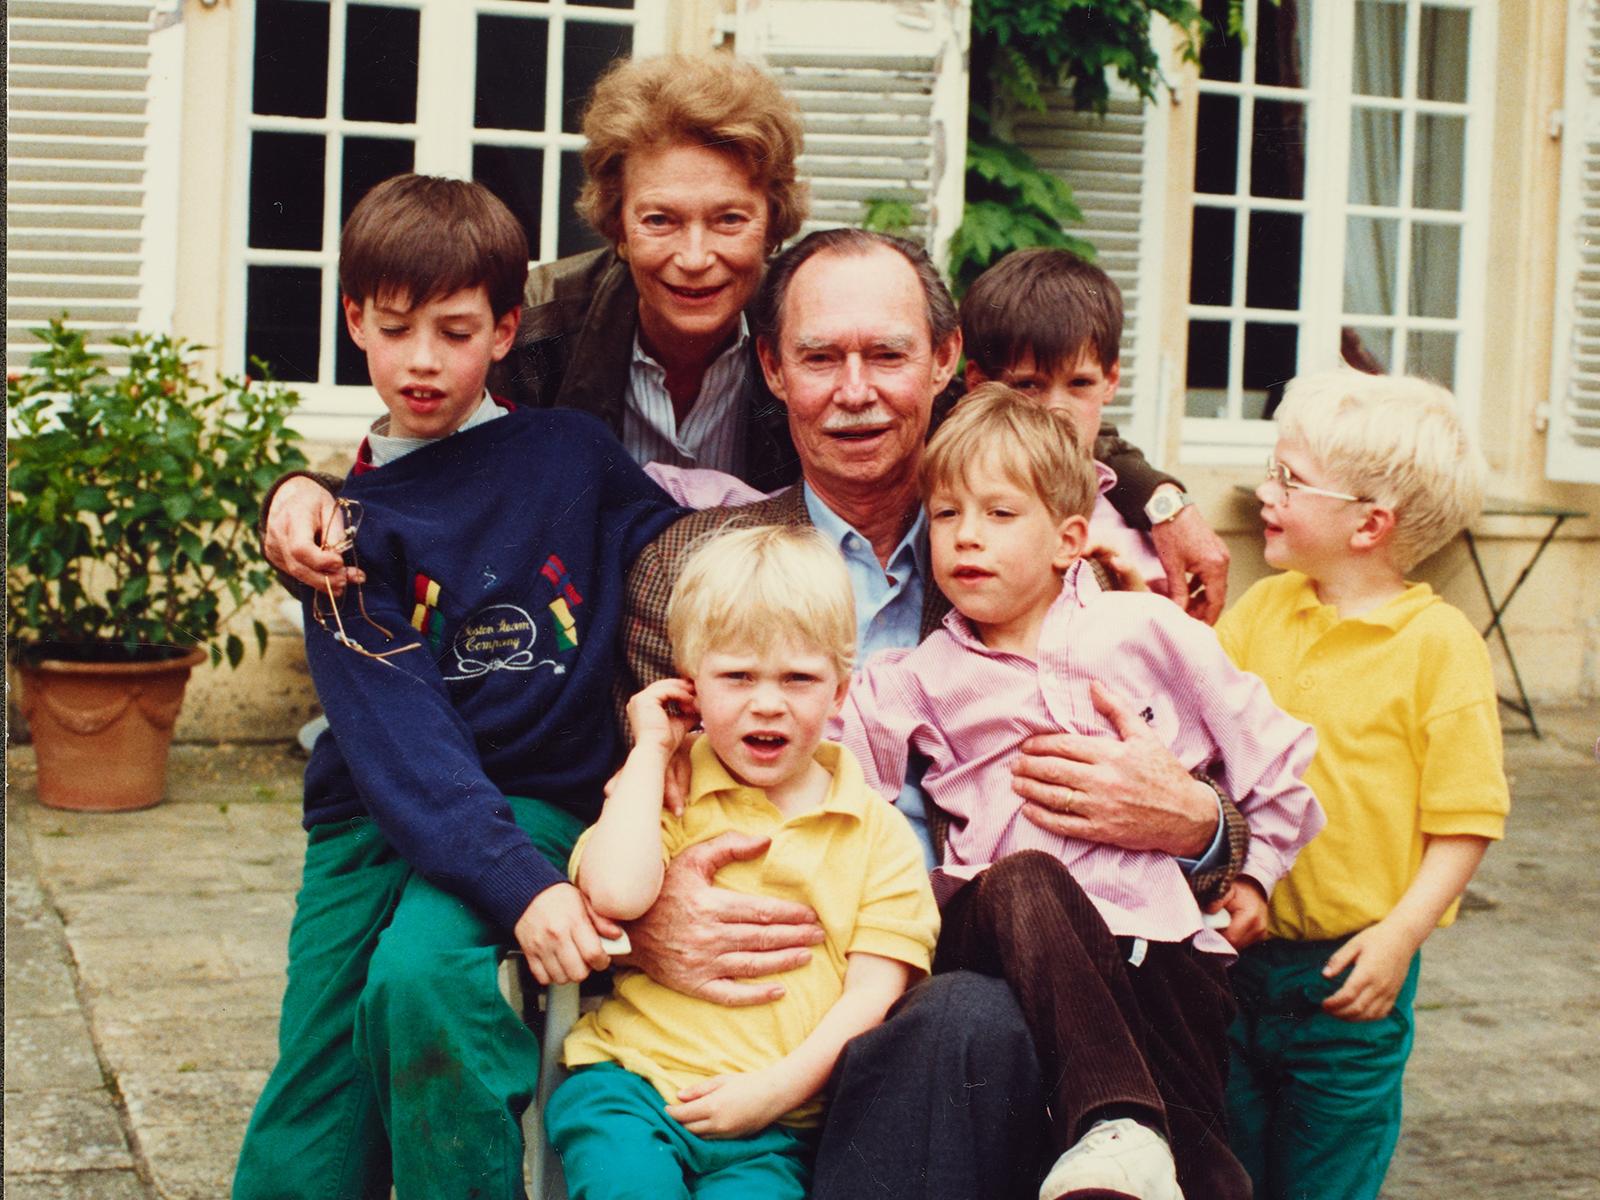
[1321,918,1418,1022]
[667,1066,795,1138]
[626,678,700,758]
[514,883,624,986]
[1207,877,1269,949]
[265,477,364,594]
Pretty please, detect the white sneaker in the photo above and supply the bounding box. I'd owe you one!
[1038,1118,1185,1200]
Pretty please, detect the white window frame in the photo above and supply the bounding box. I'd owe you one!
[1181,0,1496,465]
[224,0,665,440]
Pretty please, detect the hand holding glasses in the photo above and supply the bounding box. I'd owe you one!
[310,498,419,667]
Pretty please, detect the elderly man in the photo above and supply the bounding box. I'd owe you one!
[617,228,1248,1200]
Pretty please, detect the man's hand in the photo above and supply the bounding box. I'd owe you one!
[1321,918,1418,1022]
[1207,877,1270,949]
[513,883,622,986]
[1149,495,1229,624]
[624,831,824,1006]
[1012,681,1218,857]
[667,1066,795,1138]
[264,476,362,594]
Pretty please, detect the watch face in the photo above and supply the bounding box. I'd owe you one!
[1147,492,1186,523]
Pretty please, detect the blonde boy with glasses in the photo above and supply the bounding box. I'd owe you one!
[1217,369,1511,1200]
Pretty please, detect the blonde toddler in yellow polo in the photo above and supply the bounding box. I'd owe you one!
[560,525,937,1153]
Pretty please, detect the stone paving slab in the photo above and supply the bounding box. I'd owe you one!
[6,721,1598,1198]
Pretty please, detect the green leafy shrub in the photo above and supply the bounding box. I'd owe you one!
[951,0,1216,294]
[7,319,309,667]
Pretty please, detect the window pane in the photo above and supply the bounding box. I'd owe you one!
[344,4,419,124]
[341,136,415,225]
[1410,223,1461,318]
[1244,211,1302,311]
[1198,0,1243,83]
[1348,107,1402,207]
[1413,114,1466,211]
[250,132,326,250]
[1255,0,1310,88]
[254,0,329,118]
[1406,329,1456,387]
[477,15,549,131]
[563,22,632,134]
[1194,94,1240,195]
[1185,319,1230,417]
[1344,215,1398,315]
[558,149,607,258]
[1352,0,1405,99]
[1342,325,1392,374]
[1189,207,1236,307]
[1418,6,1470,103]
[1243,323,1297,419]
[1251,100,1306,200]
[572,0,634,9]
[246,265,321,382]
[474,145,544,260]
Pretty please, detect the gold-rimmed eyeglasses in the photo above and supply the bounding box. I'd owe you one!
[310,498,419,667]
[1263,456,1370,505]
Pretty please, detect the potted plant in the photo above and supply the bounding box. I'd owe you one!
[7,318,308,810]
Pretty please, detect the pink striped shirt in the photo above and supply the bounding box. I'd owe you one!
[833,560,1324,956]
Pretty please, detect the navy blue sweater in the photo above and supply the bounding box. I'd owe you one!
[301,407,682,931]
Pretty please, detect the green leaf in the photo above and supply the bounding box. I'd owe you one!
[162,493,195,523]
[226,633,245,669]
[254,618,270,657]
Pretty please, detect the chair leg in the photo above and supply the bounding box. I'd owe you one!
[499,953,579,1200]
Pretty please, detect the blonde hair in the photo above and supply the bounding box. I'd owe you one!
[576,53,807,251]
[920,383,1099,521]
[667,525,856,677]
[1275,369,1486,569]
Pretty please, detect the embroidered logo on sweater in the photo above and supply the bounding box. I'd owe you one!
[443,604,565,681]
[410,573,448,654]
[539,554,583,649]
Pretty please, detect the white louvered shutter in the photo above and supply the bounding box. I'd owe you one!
[1012,81,1170,454]
[5,0,171,372]
[1548,0,1600,483]
[736,0,970,267]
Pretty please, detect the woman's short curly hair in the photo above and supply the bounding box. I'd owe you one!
[576,52,808,251]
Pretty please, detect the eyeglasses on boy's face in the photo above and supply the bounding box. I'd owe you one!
[1263,456,1371,505]
[310,498,419,668]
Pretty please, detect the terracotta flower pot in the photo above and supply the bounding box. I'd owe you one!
[17,645,208,812]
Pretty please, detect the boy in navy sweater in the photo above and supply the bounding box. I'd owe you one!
[233,175,681,1200]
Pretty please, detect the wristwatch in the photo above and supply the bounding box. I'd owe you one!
[1143,488,1193,527]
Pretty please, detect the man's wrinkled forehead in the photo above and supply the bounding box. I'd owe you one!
[788,331,919,355]
[776,246,933,344]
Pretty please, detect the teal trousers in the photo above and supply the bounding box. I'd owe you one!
[546,1063,813,1200]
[1224,937,1422,1200]
[233,798,584,1200]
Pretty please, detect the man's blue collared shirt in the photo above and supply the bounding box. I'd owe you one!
[805,485,939,865]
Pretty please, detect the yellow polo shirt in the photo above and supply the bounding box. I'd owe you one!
[562,738,939,1126]
[1217,572,1509,942]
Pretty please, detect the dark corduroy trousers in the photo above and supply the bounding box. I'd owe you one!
[935,851,1252,1200]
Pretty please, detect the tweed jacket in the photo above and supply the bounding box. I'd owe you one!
[620,485,1248,905]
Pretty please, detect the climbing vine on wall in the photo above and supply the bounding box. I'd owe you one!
[950,0,1238,294]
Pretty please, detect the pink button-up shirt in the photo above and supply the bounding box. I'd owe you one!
[834,561,1324,955]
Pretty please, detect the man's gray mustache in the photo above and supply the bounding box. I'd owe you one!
[821,408,894,433]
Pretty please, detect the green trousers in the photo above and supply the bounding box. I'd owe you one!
[546,1063,813,1200]
[1224,937,1422,1200]
[233,799,584,1200]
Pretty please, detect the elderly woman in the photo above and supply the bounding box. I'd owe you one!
[492,53,807,491]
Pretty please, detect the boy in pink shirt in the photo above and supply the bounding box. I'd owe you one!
[834,386,1323,1200]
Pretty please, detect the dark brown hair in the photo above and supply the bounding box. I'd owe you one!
[960,248,1123,377]
[339,174,529,318]
[576,53,807,251]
